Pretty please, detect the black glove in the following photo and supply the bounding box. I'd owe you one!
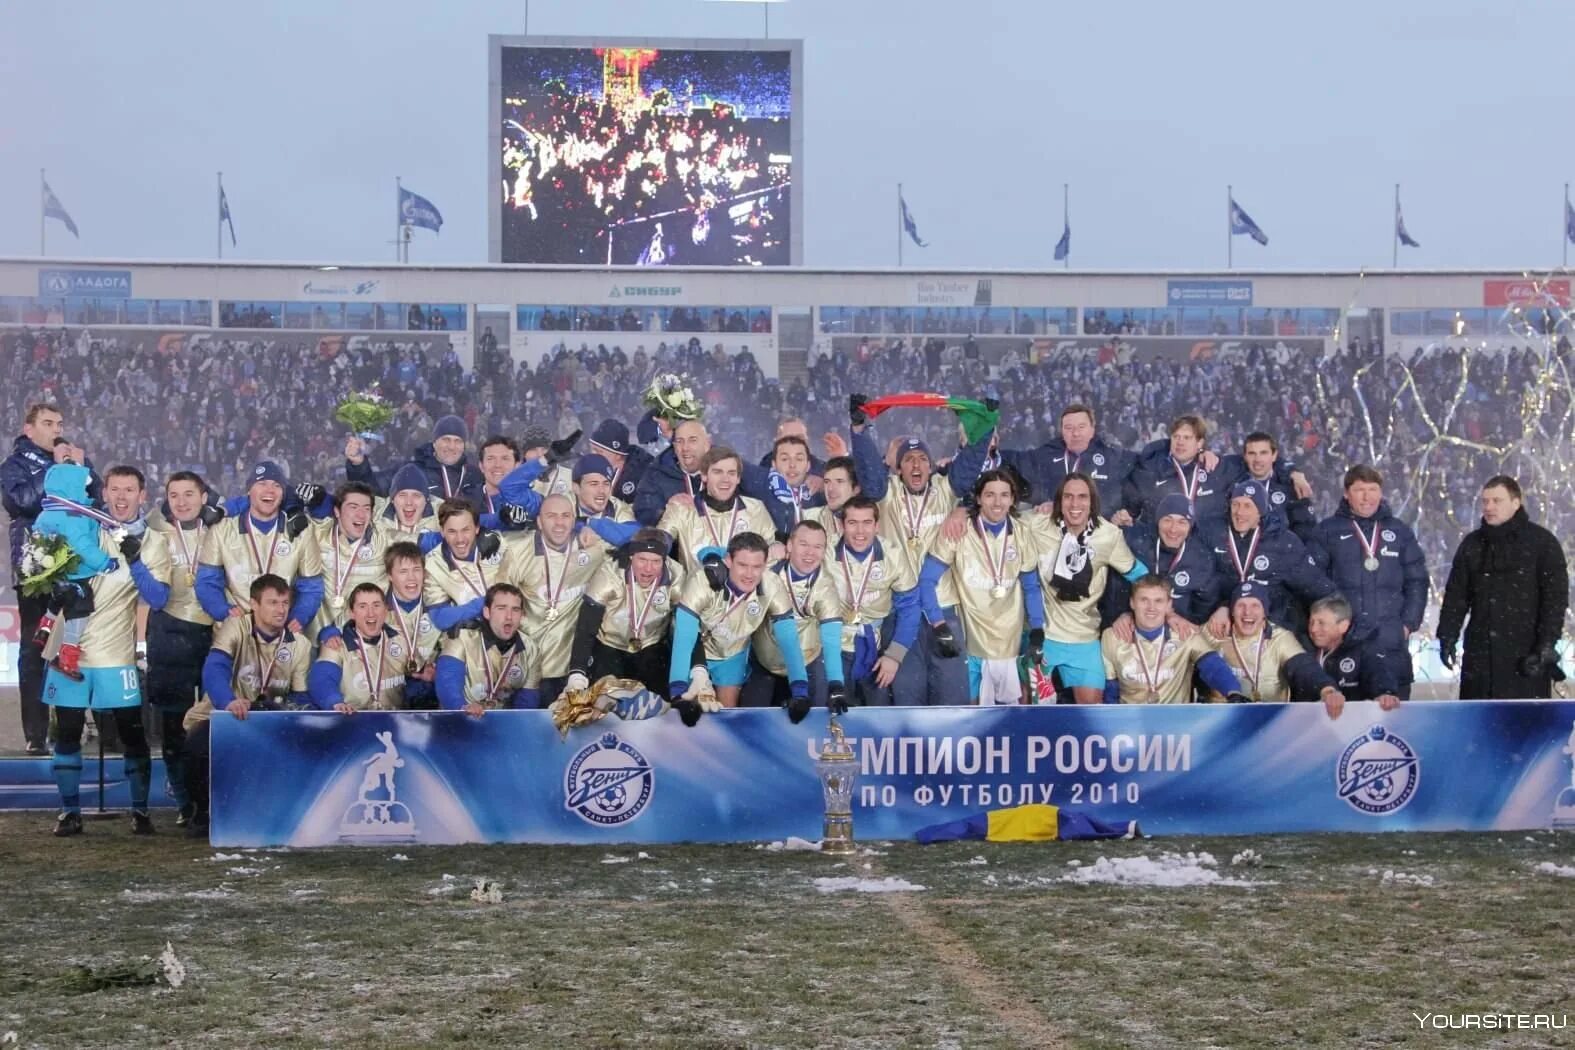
[785,694,812,724]
[827,682,849,717]
[198,502,226,527]
[1225,692,1252,704]
[1518,645,1558,679]
[500,503,532,528]
[547,430,582,466]
[294,483,326,510]
[931,620,960,659]
[284,510,311,539]
[1026,627,1045,667]
[1437,640,1456,671]
[118,533,142,563]
[983,397,1000,412]
[475,530,502,560]
[702,554,728,593]
[672,699,704,728]
[849,394,870,427]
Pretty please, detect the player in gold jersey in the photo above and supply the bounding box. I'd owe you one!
[421,500,505,633]
[919,469,1046,705]
[311,482,395,647]
[383,541,441,709]
[435,583,542,713]
[567,528,683,696]
[1101,576,1246,703]
[802,455,860,546]
[828,496,919,706]
[667,532,807,720]
[194,460,323,633]
[307,582,411,711]
[657,445,779,572]
[184,574,312,834]
[377,462,442,542]
[743,519,849,720]
[143,470,226,827]
[1208,581,1327,702]
[43,466,174,837]
[500,493,607,707]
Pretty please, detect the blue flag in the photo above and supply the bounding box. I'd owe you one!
[42,180,78,238]
[1053,219,1070,262]
[899,193,927,248]
[220,186,237,246]
[399,186,443,233]
[1566,198,1575,246]
[1396,197,1419,249]
[1228,196,1268,246]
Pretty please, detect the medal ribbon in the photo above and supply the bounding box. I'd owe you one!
[447,546,488,600]
[781,565,814,618]
[839,542,876,618]
[390,596,422,665]
[480,642,520,703]
[355,634,388,702]
[1228,632,1267,696]
[1155,538,1186,576]
[1171,457,1200,504]
[244,517,281,578]
[901,485,932,543]
[701,499,743,553]
[974,517,1010,592]
[1132,628,1168,700]
[1352,522,1382,563]
[626,565,662,643]
[1228,527,1261,582]
[172,519,205,583]
[331,526,370,603]
[251,630,283,697]
[540,538,572,612]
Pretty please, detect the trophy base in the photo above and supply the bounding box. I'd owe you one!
[821,813,856,856]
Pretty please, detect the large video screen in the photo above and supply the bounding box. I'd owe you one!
[496,42,795,266]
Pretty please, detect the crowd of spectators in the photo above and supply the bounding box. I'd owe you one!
[4,321,1571,610]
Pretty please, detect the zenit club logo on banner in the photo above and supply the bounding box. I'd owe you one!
[1337,725,1420,815]
[564,732,654,826]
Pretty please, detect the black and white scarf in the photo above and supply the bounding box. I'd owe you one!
[1050,520,1098,601]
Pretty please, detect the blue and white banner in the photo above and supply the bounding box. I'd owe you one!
[38,268,132,298]
[1167,279,1253,306]
[209,702,1575,848]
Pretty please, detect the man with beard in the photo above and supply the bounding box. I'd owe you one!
[421,500,507,633]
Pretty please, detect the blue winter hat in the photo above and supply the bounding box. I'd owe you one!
[897,438,932,465]
[249,461,287,488]
[591,418,630,456]
[572,453,615,483]
[1232,580,1267,607]
[1229,480,1269,516]
[433,415,468,442]
[390,462,428,495]
[1156,493,1193,521]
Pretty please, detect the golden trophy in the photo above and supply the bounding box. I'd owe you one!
[815,718,858,855]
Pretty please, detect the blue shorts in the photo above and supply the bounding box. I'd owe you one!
[1042,639,1106,690]
[43,664,142,710]
[706,649,752,688]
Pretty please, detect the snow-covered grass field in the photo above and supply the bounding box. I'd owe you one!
[1,813,1572,1049]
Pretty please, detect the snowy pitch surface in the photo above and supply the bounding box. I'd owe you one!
[1,816,1571,1049]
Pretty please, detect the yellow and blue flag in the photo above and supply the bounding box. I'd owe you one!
[915,803,1136,843]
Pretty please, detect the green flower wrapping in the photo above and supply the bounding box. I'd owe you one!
[19,531,81,599]
[334,392,396,436]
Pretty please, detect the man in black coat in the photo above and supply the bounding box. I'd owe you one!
[1438,476,1569,699]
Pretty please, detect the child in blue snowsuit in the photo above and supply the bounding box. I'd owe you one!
[32,463,119,680]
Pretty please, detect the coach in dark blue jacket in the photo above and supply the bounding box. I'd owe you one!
[1287,594,1403,714]
[632,418,775,528]
[1106,494,1219,626]
[1307,465,1428,698]
[2,403,96,754]
[1203,479,1333,634]
[995,404,1138,523]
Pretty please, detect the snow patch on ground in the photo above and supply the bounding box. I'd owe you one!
[1534,861,1575,878]
[184,886,235,900]
[1230,849,1263,868]
[1062,852,1269,888]
[759,837,823,852]
[600,854,633,864]
[1377,869,1435,887]
[206,853,243,862]
[813,876,926,894]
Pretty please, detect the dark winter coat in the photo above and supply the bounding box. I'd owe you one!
[1286,619,1400,701]
[1437,508,1569,700]
[631,445,774,528]
[348,443,483,509]
[998,435,1135,515]
[1202,513,1334,628]
[1308,499,1429,657]
[1108,521,1220,625]
[2,435,97,574]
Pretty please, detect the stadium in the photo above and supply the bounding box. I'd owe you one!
[4,6,1575,1050]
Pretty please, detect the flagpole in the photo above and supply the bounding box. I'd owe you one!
[1226,184,1232,270]
[1565,182,1570,269]
[1393,183,1399,269]
[897,182,903,268]
[1063,182,1070,270]
[395,176,403,263]
[217,172,224,260]
[40,169,46,257]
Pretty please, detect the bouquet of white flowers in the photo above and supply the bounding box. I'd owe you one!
[333,389,396,441]
[19,531,80,599]
[641,373,703,422]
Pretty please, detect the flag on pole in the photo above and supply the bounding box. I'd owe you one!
[856,392,998,445]
[42,180,78,238]
[219,185,237,246]
[1565,197,1575,245]
[398,186,443,233]
[1396,195,1420,248]
[899,193,927,248]
[1053,219,1070,262]
[1229,196,1268,246]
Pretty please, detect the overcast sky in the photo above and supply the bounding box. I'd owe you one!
[4,0,1573,271]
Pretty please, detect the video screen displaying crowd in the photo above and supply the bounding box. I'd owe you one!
[2,319,1568,839]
